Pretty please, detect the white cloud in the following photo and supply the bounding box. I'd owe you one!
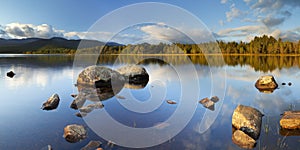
[226,4,245,22]
[4,23,64,39]
[220,0,228,4]
[139,23,213,43]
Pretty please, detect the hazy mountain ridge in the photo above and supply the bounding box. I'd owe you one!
[0,37,121,53]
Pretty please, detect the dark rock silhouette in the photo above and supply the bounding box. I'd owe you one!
[6,71,15,78]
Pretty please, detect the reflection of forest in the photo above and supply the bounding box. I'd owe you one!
[97,55,300,72]
[4,55,298,73]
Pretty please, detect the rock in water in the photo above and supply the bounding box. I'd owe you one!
[232,130,256,149]
[280,111,300,129]
[199,97,215,111]
[255,75,278,92]
[232,105,263,140]
[41,94,60,110]
[77,65,125,89]
[63,124,87,143]
[166,100,177,104]
[116,65,149,85]
[6,71,15,78]
[81,140,102,150]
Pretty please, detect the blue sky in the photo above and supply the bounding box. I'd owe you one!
[0,0,300,43]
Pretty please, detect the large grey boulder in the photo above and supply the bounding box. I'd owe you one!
[232,105,263,140]
[280,111,300,130]
[116,65,149,85]
[63,124,87,143]
[77,66,125,89]
[41,94,60,110]
[255,75,278,92]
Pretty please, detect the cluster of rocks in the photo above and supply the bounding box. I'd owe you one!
[231,75,299,149]
[199,96,219,111]
[232,105,263,149]
[39,64,149,149]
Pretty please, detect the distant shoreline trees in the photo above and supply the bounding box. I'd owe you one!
[23,35,300,55]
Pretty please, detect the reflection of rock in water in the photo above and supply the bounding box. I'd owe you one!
[6,71,15,78]
[41,93,60,110]
[81,140,102,150]
[280,128,300,136]
[280,111,300,130]
[63,124,87,143]
[232,105,263,149]
[255,75,278,93]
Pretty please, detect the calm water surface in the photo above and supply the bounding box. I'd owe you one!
[0,54,299,150]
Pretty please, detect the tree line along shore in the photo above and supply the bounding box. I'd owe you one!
[2,35,300,55]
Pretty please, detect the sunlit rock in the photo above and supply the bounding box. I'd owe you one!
[81,140,102,150]
[232,130,256,149]
[199,97,215,111]
[63,124,87,143]
[232,105,262,140]
[255,75,278,93]
[77,65,125,89]
[41,94,60,110]
[6,71,15,78]
[280,111,300,130]
[116,64,149,85]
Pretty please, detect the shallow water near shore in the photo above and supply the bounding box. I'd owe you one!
[0,54,299,149]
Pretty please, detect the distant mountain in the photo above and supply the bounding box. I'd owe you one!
[0,37,122,53]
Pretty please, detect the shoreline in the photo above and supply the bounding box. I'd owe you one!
[2,53,300,56]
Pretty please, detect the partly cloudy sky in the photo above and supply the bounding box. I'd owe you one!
[0,0,300,43]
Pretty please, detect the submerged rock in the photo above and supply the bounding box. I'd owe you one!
[232,105,263,140]
[255,75,278,93]
[77,65,125,89]
[232,130,256,149]
[63,124,87,143]
[6,71,15,78]
[41,94,60,110]
[79,102,104,113]
[81,140,102,150]
[280,111,300,130]
[116,64,149,85]
[116,95,126,100]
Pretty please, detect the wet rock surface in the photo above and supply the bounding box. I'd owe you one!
[63,124,87,143]
[280,111,300,130]
[255,75,278,93]
[116,64,149,85]
[81,140,102,150]
[232,130,256,149]
[41,94,60,110]
[232,105,263,140]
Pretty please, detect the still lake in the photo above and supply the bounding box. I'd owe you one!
[0,54,299,150]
